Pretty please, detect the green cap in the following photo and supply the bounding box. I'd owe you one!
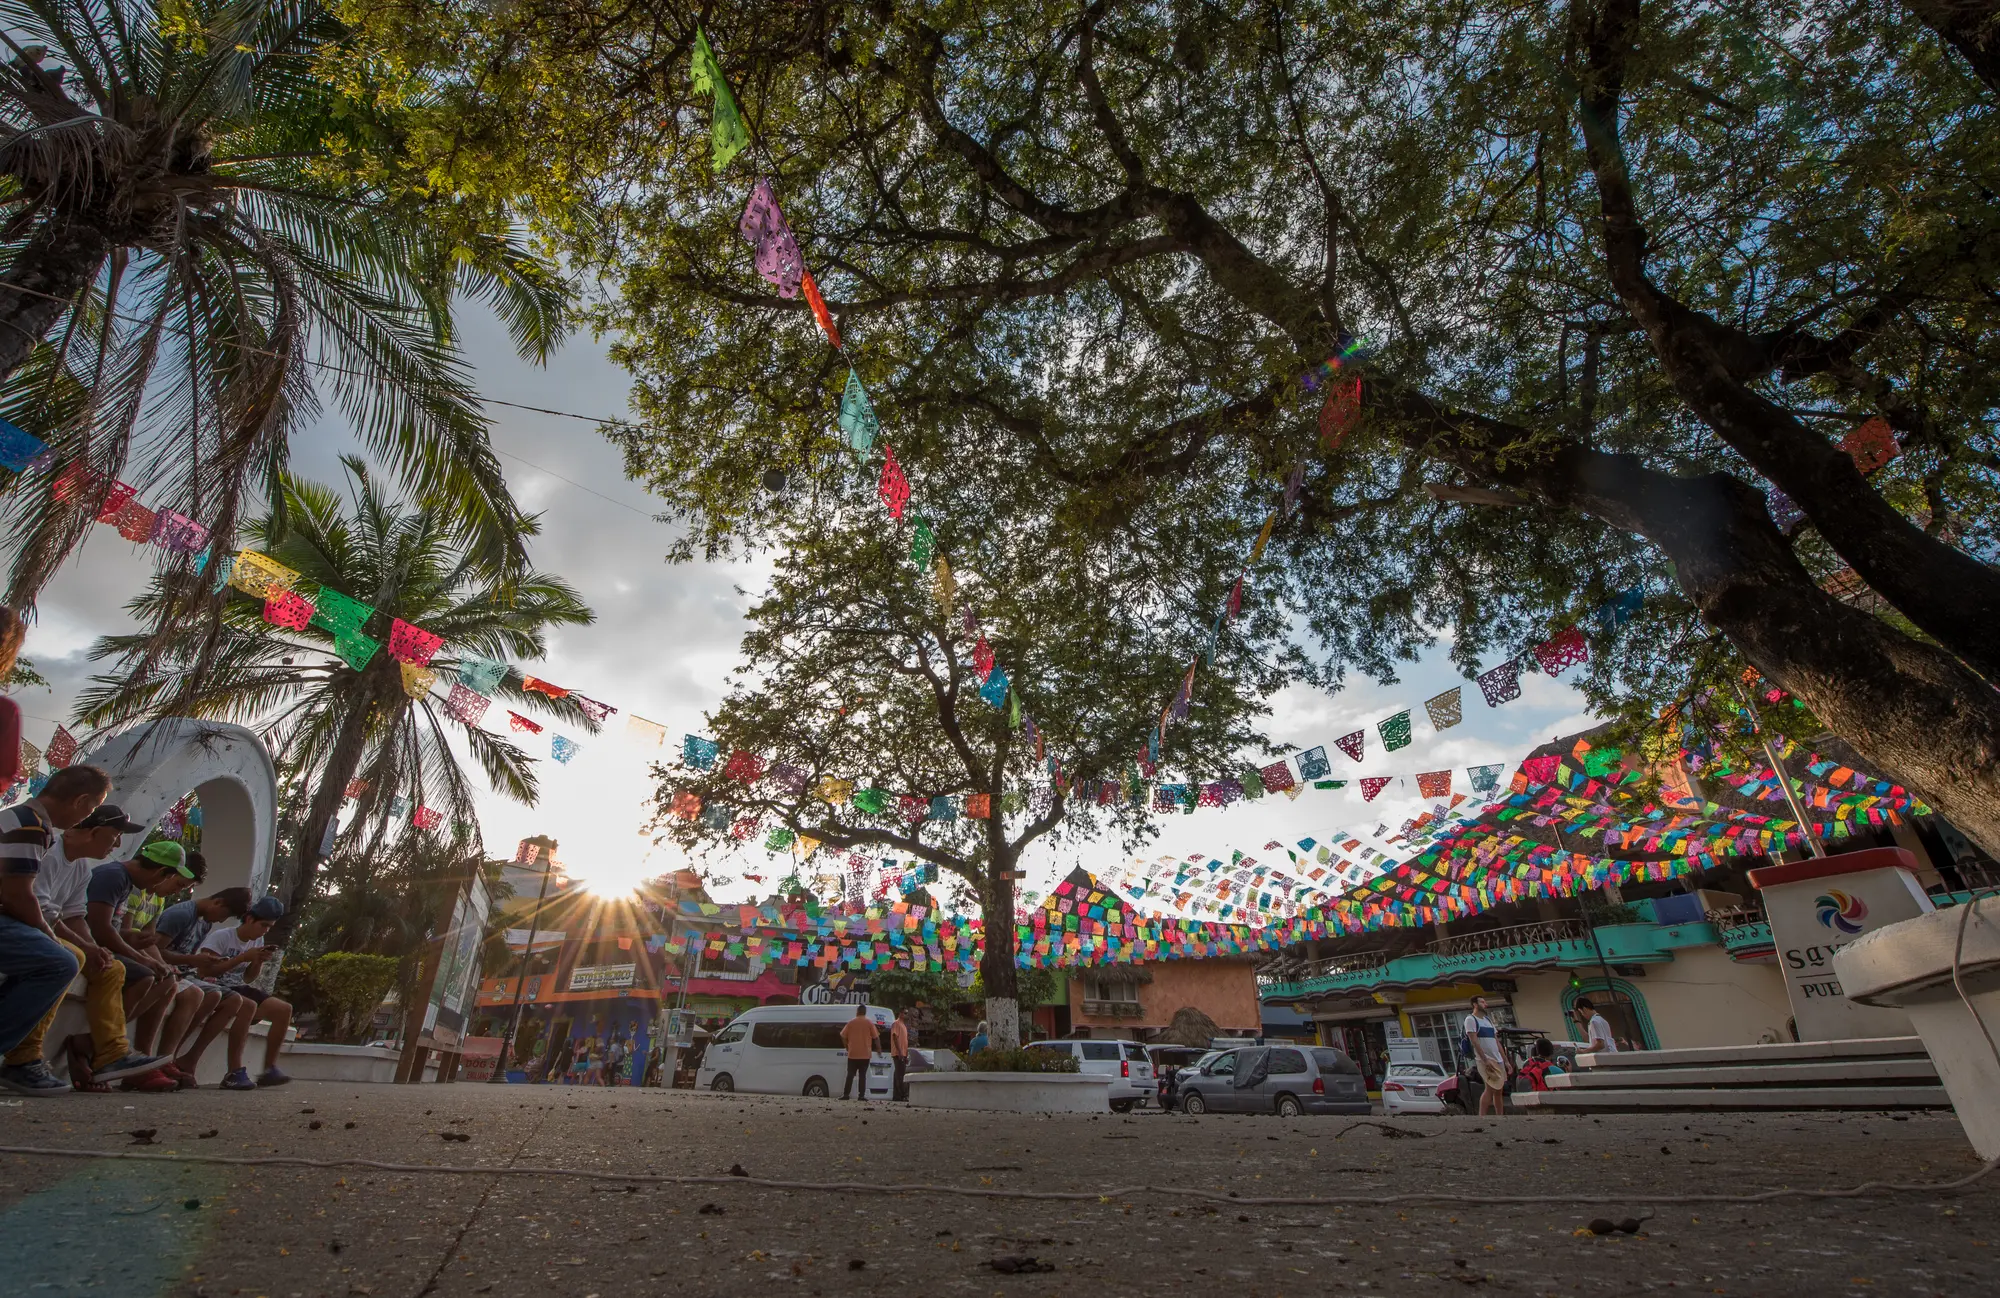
[139,840,194,878]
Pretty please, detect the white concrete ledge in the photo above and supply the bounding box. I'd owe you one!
[905,1072,1113,1113]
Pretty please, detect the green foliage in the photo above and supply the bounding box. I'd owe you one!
[76,461,594,861]
[869,966,969,1013]
[972,967,1060,1009]
[966,1045,1080,1074]
[310,952,404,1043]
[0,0,575,607]
[367,2,2000,786]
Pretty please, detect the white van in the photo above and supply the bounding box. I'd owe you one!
[697,1004,895,1099]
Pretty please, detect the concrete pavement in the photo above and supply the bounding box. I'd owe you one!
[3,1082,1996,1296]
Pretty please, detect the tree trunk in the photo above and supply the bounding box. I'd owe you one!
[1551,447,2000,855]
[0,216,112,384]
[981,841,1021,1050]
[1904,1,2000,94]
[280,678,382,934]
[1573,0,2000,683]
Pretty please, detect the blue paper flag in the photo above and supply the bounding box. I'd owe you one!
[1296,745,1331,781]
[683,735,719,770]
[552,735,580,764]
[979,666,1009,707]
[0,417,49,472]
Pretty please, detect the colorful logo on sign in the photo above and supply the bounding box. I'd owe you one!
[1814,890,1867,935]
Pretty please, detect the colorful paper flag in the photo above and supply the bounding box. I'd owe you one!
[1296,745,1330,781]
[455,655,508,696]
[1476,658,1522,707]
[1468,763,1505,793]
[0,417,48,471]
[444,682,491,727]
[626,715,667,747]
[739,177,804,297]
[262,590,315,631]
[801,269,841,348]
[840,370,879,453]
[1335,729,1365,762]
[683,735,719,768]
[1842,416,1899,475]
[334,629,379,672]
[689,28,750,170]
[399,662,437,699]
[512,712,546,735]
[1361,776,1392,801]
[551,735,581,764]
[387,618,444,666]
[877,443,910,519]
[45,726,78,769]
[1534,626,1588,675]
[1379,710,1413,752]
[1416,770,1452,798]
[229,551,299,599]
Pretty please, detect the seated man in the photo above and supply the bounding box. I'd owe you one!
[22,802,173,1092]
[153,884,254,1085]
[124,850,207,1076]
[85,842,199,1092]
[193,896,293,1089]
[1,769,163,1096]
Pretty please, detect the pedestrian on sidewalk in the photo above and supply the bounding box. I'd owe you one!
[889,1006,911,1101]
[839,1004,877,1100]
[1570,998,1620,1055]
[1462,995,1509,1116]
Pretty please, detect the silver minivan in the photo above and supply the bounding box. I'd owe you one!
[1030,1039,1155,1111]
[1174,1044,1371,1116]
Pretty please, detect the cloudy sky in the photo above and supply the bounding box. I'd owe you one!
[15,305,1595,908]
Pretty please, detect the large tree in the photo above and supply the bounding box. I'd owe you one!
[354,0,2000,849]
[653,504,1279,1048]
[75,458,595,919]
[0,0,571,607]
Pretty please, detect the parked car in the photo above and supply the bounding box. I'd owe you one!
[1030,1039,1156,1111]
[1175,1044,1371,1116]
[1380,1060,1449,1115]
[697,1004,894,1099]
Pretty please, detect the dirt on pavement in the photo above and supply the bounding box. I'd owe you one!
[3,1082,1995,1296]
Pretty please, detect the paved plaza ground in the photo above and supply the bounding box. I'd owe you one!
[3,1083,1997,1297]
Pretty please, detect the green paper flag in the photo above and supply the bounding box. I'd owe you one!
[1380,710,1413,752]
[311,587,373,636]
[910,514,934,568]
[1008,688,1021,730]
[853,787,889,815]
[334,628,380,672]
[690,28,751,171]
[839,370,879,453]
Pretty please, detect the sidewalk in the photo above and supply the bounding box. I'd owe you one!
[2,1084,1994,1295]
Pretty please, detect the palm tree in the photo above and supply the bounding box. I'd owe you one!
[74,457,595,918]
[0,0,570,607]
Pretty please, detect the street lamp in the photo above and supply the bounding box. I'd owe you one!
[489,848,562,1083]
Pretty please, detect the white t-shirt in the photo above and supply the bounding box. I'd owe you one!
[32,837,95,926]
[1463,1012,1504,1064]
[197,923,264,989]
[1583,1013,1619,1053]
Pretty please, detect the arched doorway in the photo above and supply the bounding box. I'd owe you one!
[77,719,279,896]
[1561,977,1658,1052]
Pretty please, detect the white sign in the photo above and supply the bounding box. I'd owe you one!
[1752,849,1933,1041]
[569,963,637,992]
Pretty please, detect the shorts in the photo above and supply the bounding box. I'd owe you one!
[219,986,269,1012]
[117,955,156,983]
[1475,1056,1509,1090]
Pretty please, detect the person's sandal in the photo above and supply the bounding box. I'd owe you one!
[64,1035,108,1093]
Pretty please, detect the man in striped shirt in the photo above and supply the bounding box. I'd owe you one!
[1,766,114,1095]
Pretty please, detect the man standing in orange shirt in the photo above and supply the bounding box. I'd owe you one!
[838,1004,878,1101]
[889,1006,911,1101]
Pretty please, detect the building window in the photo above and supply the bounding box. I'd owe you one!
[1086,979,1139,1005]
[1408,1004,1515,1071]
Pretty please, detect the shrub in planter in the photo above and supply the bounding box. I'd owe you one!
[964,1046,1080,1074]
[313,952,402,1042]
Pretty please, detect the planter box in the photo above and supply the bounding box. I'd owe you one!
[906,1072,1113,1113]
[1835,898,2000,1159]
